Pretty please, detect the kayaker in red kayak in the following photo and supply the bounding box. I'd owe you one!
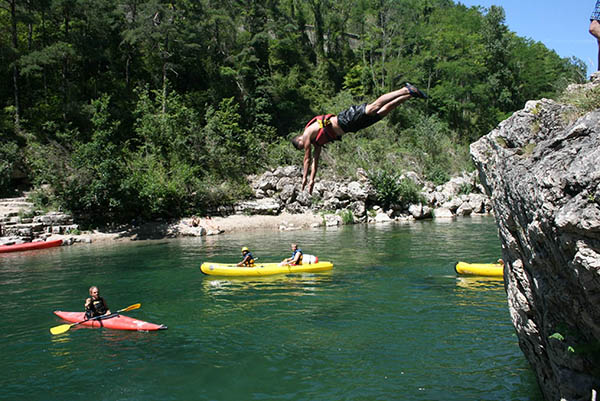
[84,286,111,319]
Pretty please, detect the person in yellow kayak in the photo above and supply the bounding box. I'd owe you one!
[237,246,256,267]
[84,286,111,319]
[280,243,303,266]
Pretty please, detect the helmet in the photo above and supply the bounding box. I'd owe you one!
[241,247,249,252]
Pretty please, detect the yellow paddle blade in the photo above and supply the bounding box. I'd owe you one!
[50,324,72,335]
[119,303,141,313]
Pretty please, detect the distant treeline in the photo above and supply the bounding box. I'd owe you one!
[0,0,585,224]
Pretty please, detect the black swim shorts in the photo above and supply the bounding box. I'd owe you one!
[336,103,382,133]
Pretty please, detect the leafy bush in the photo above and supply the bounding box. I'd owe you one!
[27,186,58,212]
[458,183,473,195]
[368,169,425,210]
[340,209,354,225]
[368,170,424,209]
[264,137,302,169]
[399,114,470,184]
[0,140,19,197]
[368,169,402,210]
[397,177,426,209]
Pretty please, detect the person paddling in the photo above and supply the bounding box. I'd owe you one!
[84,286,111,319]
[280,243,303,266]
[237,246,256,267]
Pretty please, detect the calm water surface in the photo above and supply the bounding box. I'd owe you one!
[1,216,542,400]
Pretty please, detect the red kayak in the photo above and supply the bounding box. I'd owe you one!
[0,239,63,254]
[54,311,167,331]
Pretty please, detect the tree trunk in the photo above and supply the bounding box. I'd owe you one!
[9,0,21,133]
[125,0,138,87]
[62,6,70,121]
[308,0,325,66]
[41,8,48,97]
[162,60,167,114]
[162,33,168,114]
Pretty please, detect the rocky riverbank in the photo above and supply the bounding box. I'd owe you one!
[1,169,493,246]
[236,166,492,223]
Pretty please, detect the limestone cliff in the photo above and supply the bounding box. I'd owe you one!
[471,75,600,401]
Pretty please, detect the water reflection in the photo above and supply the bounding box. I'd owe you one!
[50,335,74,369]
[455,276,504,290]
[453,276,507,311]
[202,272,334,298]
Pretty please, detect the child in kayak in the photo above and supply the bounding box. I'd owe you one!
[237,246,256,267]
[280,243,303,266]
[84,286,111,318]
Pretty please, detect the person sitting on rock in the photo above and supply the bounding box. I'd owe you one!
[280,243,303,266]
[237,246,256,267]
[291,83,428,194]
[190,216,201,227]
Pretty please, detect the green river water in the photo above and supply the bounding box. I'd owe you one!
[1,216,542,401]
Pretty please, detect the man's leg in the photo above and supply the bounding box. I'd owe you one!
[365,84,427,117]
[365,87,410,116]
[590,20,600,70]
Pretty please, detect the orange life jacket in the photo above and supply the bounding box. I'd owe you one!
[306,114,339,146]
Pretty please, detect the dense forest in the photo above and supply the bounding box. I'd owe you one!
[0,0,585,224]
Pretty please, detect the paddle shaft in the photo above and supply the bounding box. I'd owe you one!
[50,303,140,334]
[71,303,140,327]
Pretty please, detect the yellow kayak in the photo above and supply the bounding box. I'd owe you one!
[200,261,334,277]
[454,261,504,278]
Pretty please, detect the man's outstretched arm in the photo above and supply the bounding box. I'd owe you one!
[308,145,321,194]
[301,141,312,191]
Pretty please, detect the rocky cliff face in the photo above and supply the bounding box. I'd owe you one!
[471,75,600,401]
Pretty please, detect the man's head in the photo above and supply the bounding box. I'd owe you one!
[291,135,304,150]
[89,286,99,299]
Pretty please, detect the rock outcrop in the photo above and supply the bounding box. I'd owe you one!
[471,74,600,400]
[244,166,492,222]
[0,196,79,245]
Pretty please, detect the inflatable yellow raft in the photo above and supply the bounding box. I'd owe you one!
[454,261,504,278]
[200,261,334,277]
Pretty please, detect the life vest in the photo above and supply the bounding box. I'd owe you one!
[86,297,108,317]
[241,251,255,266]
[306,114,339,146]
[290,248,303,265]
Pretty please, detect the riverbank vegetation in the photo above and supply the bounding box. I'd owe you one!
[0,0,585,224]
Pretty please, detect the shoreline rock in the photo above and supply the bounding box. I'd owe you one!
[244,166,492,223]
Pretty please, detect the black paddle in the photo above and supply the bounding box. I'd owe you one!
[50,303,141,335]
